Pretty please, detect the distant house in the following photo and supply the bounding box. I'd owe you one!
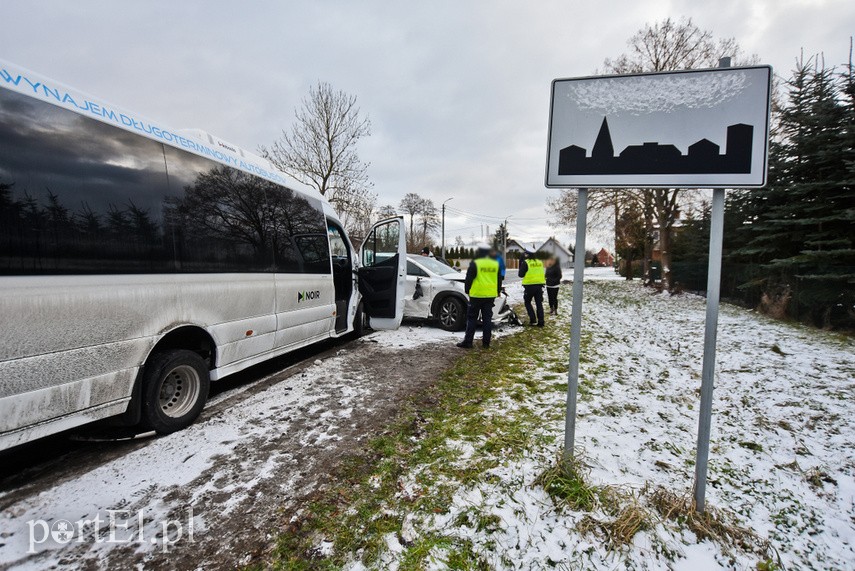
[593,248,614,267]
[537,237,574,268]
[504,239,528,257]
[503,239,530,269]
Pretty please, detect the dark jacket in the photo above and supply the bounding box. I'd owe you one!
[545,264,562,287]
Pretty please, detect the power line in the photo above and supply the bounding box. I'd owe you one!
[444,206,504,221]
[443,224,484,234]
[445,205,544,223]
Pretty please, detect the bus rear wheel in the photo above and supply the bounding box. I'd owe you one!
[140,350,210,434]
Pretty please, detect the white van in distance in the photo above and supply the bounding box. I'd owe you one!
[0,60,406,451]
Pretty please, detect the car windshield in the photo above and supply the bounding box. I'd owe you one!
[412,256,456,275]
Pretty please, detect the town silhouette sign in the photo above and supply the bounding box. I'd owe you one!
[545,66,772,188]
[558,117,753,175]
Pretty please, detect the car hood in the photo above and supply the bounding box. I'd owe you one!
[442,273,465,282]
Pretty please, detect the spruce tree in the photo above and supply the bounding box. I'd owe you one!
[671,204,711,291]
[734,54,855,327]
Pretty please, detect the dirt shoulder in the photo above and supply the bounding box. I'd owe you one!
[0,331,468,571]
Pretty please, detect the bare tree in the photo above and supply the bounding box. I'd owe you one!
[601,17,753,289]
[548,188,643,249]
[417,198,439,246]
[262,81,375,235]
[602,17,746,75]
[614,199,647,280]
[399,192,422,248]
[337,191,377,243]
[375,204,398,220]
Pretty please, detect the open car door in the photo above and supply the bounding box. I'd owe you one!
[358,216,406,330]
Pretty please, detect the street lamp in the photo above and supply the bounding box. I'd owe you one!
[441,197,454,259]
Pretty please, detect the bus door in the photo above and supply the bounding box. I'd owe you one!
[358,217,406,330]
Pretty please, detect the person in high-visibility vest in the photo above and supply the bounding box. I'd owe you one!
[457,244,500,349]
[519,249,546,326]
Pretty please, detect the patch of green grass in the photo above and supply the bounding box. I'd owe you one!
[266,317,585,569]
[443,539,490,570]
[739,441,764,453]
[534,454,599,511]
[475,513,503,534]
[770,343,787,356]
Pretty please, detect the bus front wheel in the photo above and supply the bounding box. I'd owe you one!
[140,350,210,434]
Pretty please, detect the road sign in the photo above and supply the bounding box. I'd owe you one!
[549,61,773,513]
[546,66,772,188]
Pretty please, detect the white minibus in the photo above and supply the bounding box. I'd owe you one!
[0,60,406,451]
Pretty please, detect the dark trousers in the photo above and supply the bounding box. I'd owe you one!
[523,284,545,325]
[546,286,560,311]
[463,297,494,346]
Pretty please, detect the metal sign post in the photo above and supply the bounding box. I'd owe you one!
[563,188,587,460]
[692,186,726,511]
[692,58,731,512]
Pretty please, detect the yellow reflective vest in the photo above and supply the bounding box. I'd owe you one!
[469,257,500,298]
[522,258,546,285]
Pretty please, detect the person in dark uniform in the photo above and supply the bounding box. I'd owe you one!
[490,246,506,291]
[545,256,563,315]
[519,250,545,326]
[457,244,500,349]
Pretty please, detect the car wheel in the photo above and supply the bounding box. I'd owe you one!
[140,350,210,435]
[438,296,466,331]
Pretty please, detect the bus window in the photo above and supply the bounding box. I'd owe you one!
[0,86,333,276]
[162,146,330,273]
[0,89,172,275]
[327,224,348,258]
[293,234,330,269]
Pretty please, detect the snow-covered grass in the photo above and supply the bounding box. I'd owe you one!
[269,273,855,570]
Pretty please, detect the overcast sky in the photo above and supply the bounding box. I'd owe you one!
[2,0,852,249]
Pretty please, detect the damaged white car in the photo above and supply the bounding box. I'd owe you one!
[404,255,513,331]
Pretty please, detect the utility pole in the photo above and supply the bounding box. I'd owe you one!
[502,216,512,261]
[441,197,453,259]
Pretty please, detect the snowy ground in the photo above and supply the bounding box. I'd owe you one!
[3,272,852,570]
[350,268,855,570]
[0,314,510,570]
